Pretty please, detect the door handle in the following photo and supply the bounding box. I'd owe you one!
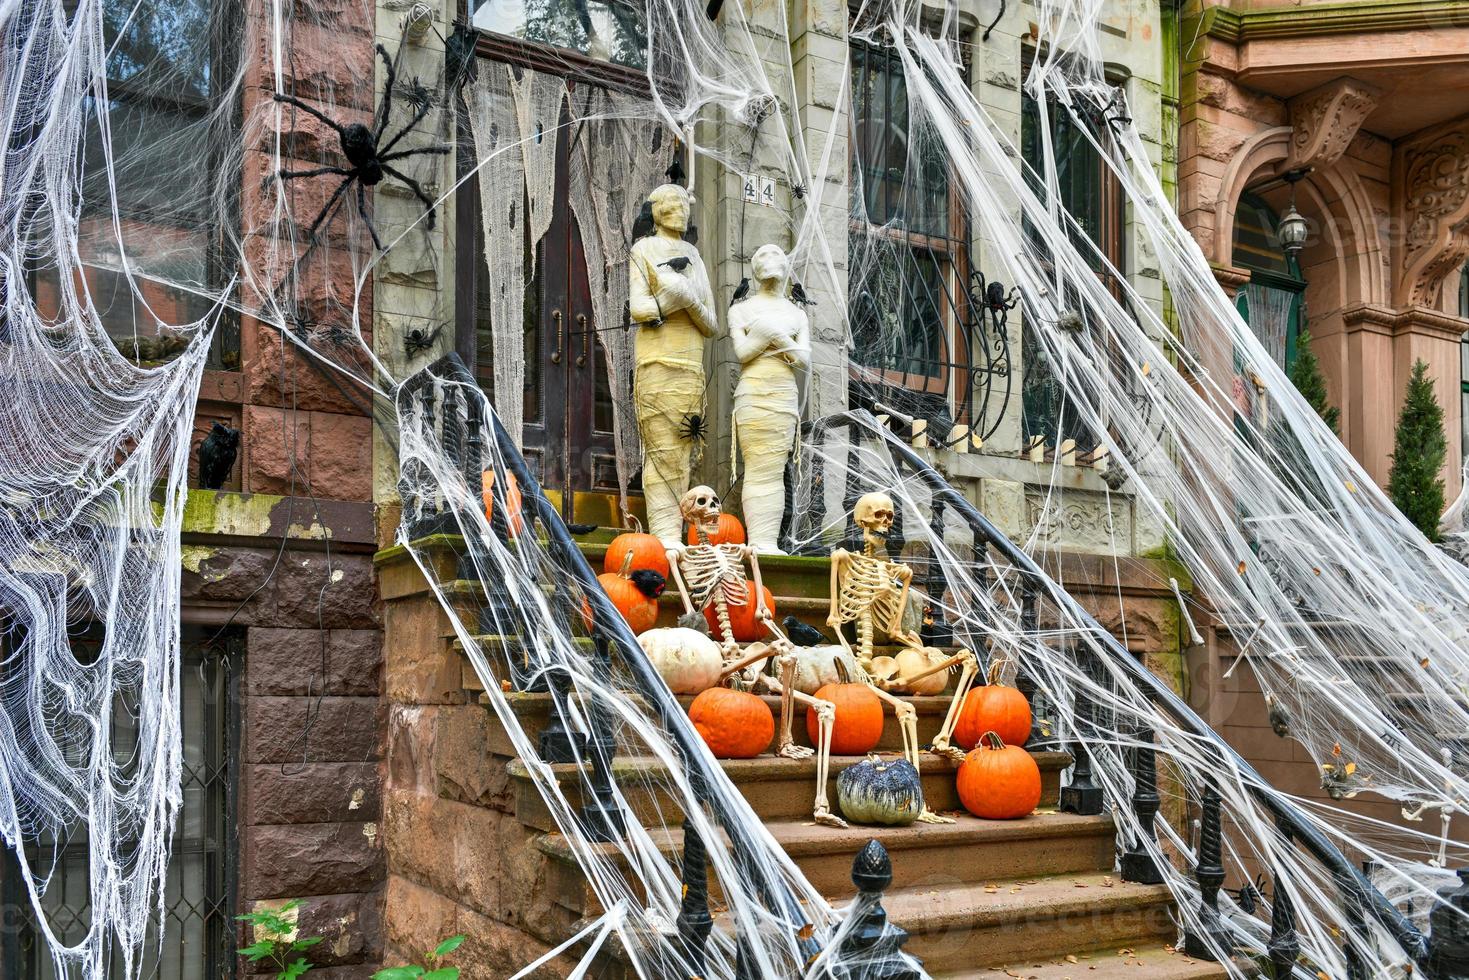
[550,309,563,364]
[576,314,589,367]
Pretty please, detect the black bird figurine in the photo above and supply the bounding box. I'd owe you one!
[566,522,599,535]
[729,276,751,307]
[631,569,666,600]
[790,282,816,307]
[665,155,687,186]
[197,421,240,490]
[659,256,693,273]
[783,615,828,647]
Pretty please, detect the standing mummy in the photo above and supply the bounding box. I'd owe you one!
[628,184,717,547]
[728,244,810,553]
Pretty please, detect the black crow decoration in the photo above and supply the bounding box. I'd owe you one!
[197,421,241,490]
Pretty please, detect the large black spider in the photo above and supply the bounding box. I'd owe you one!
[273,44,450,251]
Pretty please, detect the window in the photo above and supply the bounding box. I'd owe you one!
[472,0,647,70]
[30,0,239,369]
[848,37,971,427]
[1,629,239,979]
[1019,68,1127,452]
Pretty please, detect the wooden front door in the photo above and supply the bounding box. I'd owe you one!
[460,91,626,522]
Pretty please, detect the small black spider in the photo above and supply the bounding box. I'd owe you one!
[404,322,445,357]
[791,182,806,200]
[273,44,450,251]
[678,413,707,444]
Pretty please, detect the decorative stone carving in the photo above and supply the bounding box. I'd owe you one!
[1024,490,1134,553]
[1397,116,1469,308]
[1284,78,1380,173]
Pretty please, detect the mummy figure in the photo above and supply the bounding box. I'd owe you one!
[670,486,846,827]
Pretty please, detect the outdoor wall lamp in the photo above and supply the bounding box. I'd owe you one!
[1277,169,1310,258]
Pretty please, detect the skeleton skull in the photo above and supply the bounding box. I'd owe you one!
[853,492,895,536]
[680,485,722,536]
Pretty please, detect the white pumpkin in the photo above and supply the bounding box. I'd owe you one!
[638,627,724,694]
[789,645,861,694]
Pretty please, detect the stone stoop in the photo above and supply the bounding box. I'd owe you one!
[377,534,1211,978]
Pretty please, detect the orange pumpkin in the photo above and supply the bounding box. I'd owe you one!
[807,681,884,755]
[481,470,525,538]
[703,580,775,642]
[687,513,745,547]
[690,687,774,759]
[957,732,1041,820]
[954,670,1031,749]
[593,552,665,635]
[607,531,670,580]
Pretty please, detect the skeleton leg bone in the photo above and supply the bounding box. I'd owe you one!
[902,650,977,763]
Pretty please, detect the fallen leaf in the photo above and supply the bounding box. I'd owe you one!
[1066,955,1079,963]
[1237,560,1247,575]
[797,923,813,941]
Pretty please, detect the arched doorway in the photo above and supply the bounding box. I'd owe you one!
[1232,193,1306,374]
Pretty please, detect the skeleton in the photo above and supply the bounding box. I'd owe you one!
[670,486,847,827]
[823,491,966,822]
[828,491,924,671]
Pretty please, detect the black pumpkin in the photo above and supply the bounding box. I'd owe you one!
[836,754,924,826]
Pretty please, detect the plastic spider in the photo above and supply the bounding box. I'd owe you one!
[273,44,450,251]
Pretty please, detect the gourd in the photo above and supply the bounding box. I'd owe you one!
[789,645,858,695]
[954,662,1032,749]
[956,731,1041,820]
[596,552,665,635]
[480,470,525,537]
[606,529,670,580]
[807,660,884,755]
[836,753,923,826]
[689,687,774,759]
[638,627,723,695]
[704,580,776,642]
[687,513,745,547]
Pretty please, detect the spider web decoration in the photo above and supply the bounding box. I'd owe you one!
[273,43,450,252]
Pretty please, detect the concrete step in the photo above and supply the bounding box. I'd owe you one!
[535,810,1117,916]
[503,749,1072,833]
[883,872,1177,973]
[939,943,1230,979]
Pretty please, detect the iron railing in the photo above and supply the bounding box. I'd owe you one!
[396,354,924,976]
[799,410,1450,973]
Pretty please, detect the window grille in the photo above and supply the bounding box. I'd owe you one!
[1,628,240,980]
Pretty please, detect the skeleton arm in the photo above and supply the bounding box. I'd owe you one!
[827,549,849,627]
[666,548,696,616]
[888,562,922,647]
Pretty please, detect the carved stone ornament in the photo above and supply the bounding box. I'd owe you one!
[1398,116,1469,308]
[1284,77,1380,173]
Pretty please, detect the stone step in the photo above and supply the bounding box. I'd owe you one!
[535,810,1117,917]
[883,872,1177,973]
[469,683,1001,755]
[939,943,1230,979]
[503,750,1072,833]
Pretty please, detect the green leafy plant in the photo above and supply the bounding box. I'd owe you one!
[372,934,466,980]
[237,899,323,980]
[1287,329,1340,435]
[1387,358,1448,542]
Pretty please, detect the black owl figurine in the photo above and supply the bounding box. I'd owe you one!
[197,421,240,490]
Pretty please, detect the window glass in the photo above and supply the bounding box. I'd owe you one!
[472,0,647,70]
[1018,74,1125,452]
[34,0,238,368]
[847,37,969,427]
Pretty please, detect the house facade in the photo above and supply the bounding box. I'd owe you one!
[12,0,1469,977]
